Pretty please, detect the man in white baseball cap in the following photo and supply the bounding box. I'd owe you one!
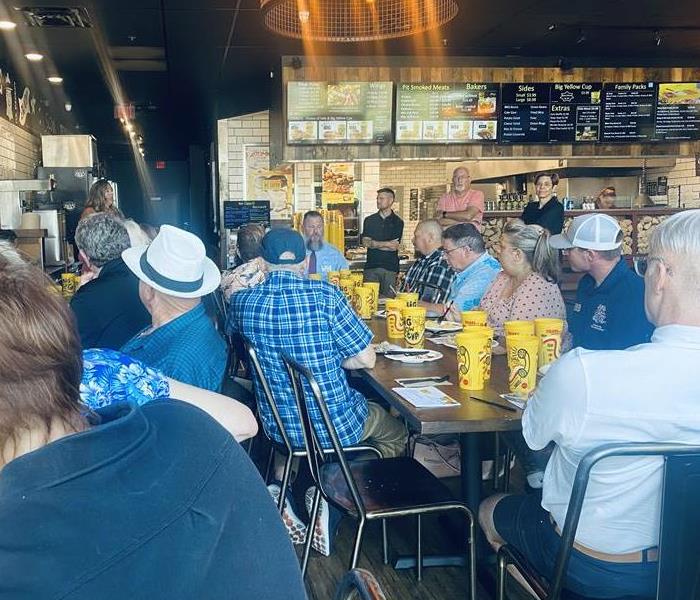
[121,225,227,391]
[549,213,653,350]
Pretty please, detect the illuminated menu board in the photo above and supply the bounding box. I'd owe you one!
[287,81,393,145]
[601,82,657,142]
[654,82,700,141]
[395,83,499,143]
[548,83,602,142]
[499,83,550,143]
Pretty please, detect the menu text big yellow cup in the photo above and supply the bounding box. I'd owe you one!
[463,326,494,381]
[385,299,406,339]
[506,334,539,395]
[396,292,418,307]
[402,307,426,348]
[504,320,535,336]
[534,318,564,366]
[455,332,485,390]
[353,285,374,319]
[461,310,488,328]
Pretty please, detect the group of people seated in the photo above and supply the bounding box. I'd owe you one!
[1,171,697,599]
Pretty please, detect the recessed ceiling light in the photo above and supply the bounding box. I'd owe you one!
[47,76,63,84]
[25,52,44,62]
[0,21,17,30]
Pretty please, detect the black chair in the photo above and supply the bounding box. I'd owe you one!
[282,353,477,600]
[245,342,382,516]
[497,442,700,600]
[333,569,387,600]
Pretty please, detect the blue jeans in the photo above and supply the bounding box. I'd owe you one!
[493,494,657,599]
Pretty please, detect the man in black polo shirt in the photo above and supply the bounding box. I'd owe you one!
[71,213,150,349]
[361,187,404,297]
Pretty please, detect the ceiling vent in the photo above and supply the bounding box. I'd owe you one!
[19,6,92,28]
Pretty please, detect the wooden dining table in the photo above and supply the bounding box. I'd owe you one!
[356,318,523,513]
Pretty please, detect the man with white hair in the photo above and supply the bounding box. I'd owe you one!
[436,166,485,228]
[121,225,227,392]
[479,210,700,599]
[401,219,455,303]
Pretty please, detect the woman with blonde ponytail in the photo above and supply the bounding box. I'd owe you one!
[480,219,570,345]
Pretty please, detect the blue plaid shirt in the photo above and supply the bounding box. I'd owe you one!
[120,303,227,392]
[228,270,372,449]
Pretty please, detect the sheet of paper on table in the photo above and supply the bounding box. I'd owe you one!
[428,334,458,349]
[392,386,460,408]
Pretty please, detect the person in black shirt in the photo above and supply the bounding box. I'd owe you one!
[71,213,150,349]
[521,172,564,234]
[362,187,404,297]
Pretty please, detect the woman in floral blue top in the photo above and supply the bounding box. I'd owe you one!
[80,348,170,409]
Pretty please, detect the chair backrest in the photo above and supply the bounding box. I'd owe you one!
[245,340,296,455]
[657,453,700,600]
[548,442,700,600]
[281,352,367,518]
[332,568,388,600]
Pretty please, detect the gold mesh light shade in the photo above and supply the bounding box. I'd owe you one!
[261,0,459,42]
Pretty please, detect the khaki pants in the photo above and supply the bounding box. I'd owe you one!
[363,268,398,298]
[359,401,408,459]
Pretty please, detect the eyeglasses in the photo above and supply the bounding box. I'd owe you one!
[442,244,468,256]
[633,256,672,277]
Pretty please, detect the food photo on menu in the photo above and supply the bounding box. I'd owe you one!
[448,121,472,140]
[347,120,373,141]
[319,120,347,141]
[658,82,700,104]
[422,120,448,140]
[473,120,497,140]
[288,120,318,142]
[326,83,362,108]
[396,120,421,141]
[477,92,497,115]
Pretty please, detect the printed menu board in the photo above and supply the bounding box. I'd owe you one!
[499,84,550,143]
[223,201,270,230]
[287,81,393,145]
[601,82,657,142]
[548,83,602,142]
[654,83,700,141]
[395,83,499,143]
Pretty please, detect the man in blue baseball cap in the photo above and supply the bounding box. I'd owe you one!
[228,227,406,556]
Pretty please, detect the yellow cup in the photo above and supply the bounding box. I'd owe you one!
[455,332,486,390]
[327,270,341,286]
[461,310,488,328]
[61,273,75,298]
[534,318,564,366]
[397,292,419,307]
[339,269,352,278]
[402,306,426,348]
[506,334,539,395]
[385,299,406,339]
[463,326,494,381]
[364,281,380,311]
[339,277,354,300]
[504,320,536,336]
[351,272,364,288]
[353,285,374,319]
[72,273,82,291]
[308,273,322,281]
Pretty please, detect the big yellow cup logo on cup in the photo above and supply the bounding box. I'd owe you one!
[396,292,418,307]
[327,270,341,286]
[364,281,380,312]
[353,285,374,320]
[339,277,354,300]
[504,320,535,336]
[506,334,539,394]
[350,272,364,288]
[463,325,494,381]
[455,331,486,390]
[462,309,488,328]
[385,299,406,339]
[402,306,426,348]
[534,318,564,366]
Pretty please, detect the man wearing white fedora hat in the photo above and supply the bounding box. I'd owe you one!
[121,225,227,392]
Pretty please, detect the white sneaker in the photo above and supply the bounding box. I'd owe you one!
[268,483,307,544]
[304,486,333,557]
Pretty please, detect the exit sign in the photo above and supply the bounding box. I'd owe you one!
[114,104,135,120]
[155,160,166,170]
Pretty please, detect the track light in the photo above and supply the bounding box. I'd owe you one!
[654,30,663,46]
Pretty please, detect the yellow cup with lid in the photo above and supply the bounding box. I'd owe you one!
[396,292,418,307]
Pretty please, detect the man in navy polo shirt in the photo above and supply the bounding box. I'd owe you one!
[550,213,653,350]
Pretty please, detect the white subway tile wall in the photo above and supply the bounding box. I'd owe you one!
[0,119,41,179]
[648,158,700,208]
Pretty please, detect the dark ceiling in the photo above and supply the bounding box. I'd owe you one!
[1,0,700,162]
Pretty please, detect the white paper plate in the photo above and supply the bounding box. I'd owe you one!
[384,349,443,364]
[425,320,462,333]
